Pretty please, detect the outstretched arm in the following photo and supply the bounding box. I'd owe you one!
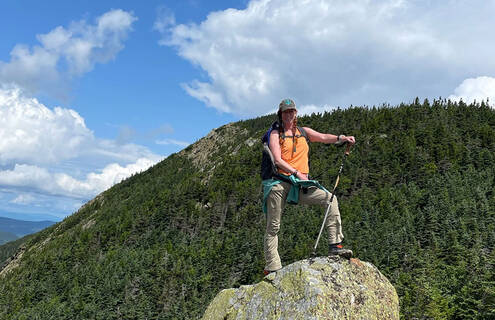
[303,127,356,145]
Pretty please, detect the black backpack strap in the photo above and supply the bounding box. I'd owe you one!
[262,121,281,144]
[297,126,310,143]
[280,126,309,141]
[262,141,293,183]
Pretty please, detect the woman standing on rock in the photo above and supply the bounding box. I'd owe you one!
[263,98,355,275]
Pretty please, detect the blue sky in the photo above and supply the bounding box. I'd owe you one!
[1,0,494,221]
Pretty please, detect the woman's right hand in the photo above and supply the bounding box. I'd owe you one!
[296,171,309,181]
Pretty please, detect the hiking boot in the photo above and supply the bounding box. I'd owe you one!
[329,243,353,259]
[263,268,280,276]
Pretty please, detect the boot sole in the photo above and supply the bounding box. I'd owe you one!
[329,251,353,259]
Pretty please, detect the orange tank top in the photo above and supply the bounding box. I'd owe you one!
[278,128,310,175]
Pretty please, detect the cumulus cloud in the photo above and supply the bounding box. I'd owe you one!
[10,194,36,205]
[0,9,136,95]
[263,102,335,116]
[0,86,159,166]
[0,159,155,200]
[2,189,84,220]
[153,6,176,37]
[449,76,495,105]
[0,9,163,218]
[157,0,495,115]
[297,104,335,116]
[66,158,155,197]
[0,86,93,165]
[0,86,161,202]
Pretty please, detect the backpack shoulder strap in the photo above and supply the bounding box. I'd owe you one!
[278,125,309,142]
[262,121,280,144]
[297,126,310,143]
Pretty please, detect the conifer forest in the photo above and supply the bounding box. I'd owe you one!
[0,99,494,319]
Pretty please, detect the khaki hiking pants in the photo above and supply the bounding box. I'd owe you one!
[264,181,344,271]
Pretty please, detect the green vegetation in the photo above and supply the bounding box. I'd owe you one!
[0,99,494,319]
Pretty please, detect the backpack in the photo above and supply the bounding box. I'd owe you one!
[260,121,310,180]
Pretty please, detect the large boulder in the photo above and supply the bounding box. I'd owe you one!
[202,256,399,320]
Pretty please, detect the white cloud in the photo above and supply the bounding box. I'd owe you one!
[153,6,176,36]
[0,86,160,166]
[264,103,335,116]
[0,9,136,95]
[449,76,495,105]
[0,158,155,200]
[155,138,190,148]
[0,86,93,165]
[10,194,36,205]
[1,189,84,220]
[0,9,163,218]
[158,0,495,115]
[0,86,161,202]
[297,104,335,116]
[54,157,155,198]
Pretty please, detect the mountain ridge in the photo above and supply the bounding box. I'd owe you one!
[0,99,494,319]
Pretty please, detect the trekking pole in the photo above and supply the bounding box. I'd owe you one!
[311,142,352,257]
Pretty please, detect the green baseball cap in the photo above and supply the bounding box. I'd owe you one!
[278,98,297,113]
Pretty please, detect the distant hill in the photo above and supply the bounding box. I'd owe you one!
[0,99,494,320]
[0,217,55,237]
[0,211,61,222]
[0,231,17,245]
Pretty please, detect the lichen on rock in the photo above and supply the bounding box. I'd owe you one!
[202,256,399,320]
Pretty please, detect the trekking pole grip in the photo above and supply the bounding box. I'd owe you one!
[344,142,352,156]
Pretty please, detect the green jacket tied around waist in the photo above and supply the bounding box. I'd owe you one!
[262,175,329,213]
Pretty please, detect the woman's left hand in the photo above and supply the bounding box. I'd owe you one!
[343,135,356,145]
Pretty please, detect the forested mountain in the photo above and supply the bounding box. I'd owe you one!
[0,99,494,319]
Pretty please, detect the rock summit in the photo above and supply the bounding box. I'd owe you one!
[202,256,399,320]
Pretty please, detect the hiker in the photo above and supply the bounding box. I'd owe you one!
[263,98,355,275]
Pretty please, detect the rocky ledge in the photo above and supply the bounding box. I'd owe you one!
[202,256,399,320]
